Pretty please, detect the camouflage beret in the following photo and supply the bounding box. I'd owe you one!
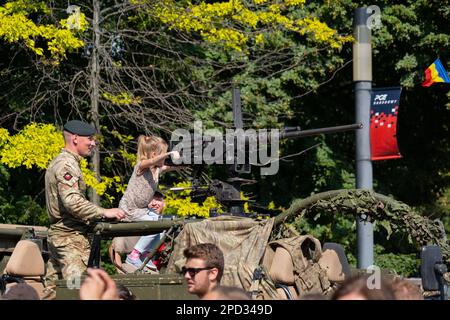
[63,120,96,136]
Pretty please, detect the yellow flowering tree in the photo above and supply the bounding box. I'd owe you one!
[0,0,87,63]
[130,0,353,128]
[0,123,63,170]
[163,181,222,218]
[136,0,350,52]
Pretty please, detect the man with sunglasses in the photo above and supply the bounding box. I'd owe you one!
[181,243,225,299]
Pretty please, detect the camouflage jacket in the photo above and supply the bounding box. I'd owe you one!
[45,148,103,234]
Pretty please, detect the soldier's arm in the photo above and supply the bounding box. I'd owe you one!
[57,167,104,222]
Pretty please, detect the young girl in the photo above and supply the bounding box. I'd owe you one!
[119,135,170,220]
[119,135,174,271]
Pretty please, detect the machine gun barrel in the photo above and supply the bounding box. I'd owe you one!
[166,123,362,164]
[279,123,362,140]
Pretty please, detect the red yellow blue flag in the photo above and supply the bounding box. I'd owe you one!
[422,58,450,87]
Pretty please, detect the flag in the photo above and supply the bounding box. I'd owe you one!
[422,58,450,87]
[370,87,402,161]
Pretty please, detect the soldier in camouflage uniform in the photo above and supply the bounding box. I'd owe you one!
[44,120,125,287]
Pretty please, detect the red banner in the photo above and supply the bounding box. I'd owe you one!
[370,87,402,161]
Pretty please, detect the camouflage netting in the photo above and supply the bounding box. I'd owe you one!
[166,215,279,299]
[273,189,450,265]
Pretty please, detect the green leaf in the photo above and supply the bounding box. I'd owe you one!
[379,220,393,239]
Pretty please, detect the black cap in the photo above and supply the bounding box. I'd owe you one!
[154,189,165,198]
[63,120,96,136]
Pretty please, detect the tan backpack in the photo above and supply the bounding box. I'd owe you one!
[261,235,332,299]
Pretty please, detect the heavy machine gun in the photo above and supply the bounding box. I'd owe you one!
[166,87,362,217]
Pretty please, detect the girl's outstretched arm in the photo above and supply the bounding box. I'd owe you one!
[139,152,170,171]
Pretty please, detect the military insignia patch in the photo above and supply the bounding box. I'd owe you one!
[64,173,73,181]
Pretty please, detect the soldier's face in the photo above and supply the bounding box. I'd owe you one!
[75,135,97,157]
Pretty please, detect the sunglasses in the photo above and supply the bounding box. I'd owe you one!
[180,267,213,278]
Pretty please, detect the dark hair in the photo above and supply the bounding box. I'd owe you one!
[1,283,40,300]
[390,278,423,300]
[300,293,327,300]
[183,243,225,282]
[331,274,396,300]
[116,284,136,300]
[210,286,251,300]
[154,190,164,199]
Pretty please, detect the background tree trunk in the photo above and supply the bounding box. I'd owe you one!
[89,0,101,205]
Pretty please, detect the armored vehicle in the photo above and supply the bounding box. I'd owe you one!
[1,188,448,300]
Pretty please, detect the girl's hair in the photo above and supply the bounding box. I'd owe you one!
[137,135,168,161]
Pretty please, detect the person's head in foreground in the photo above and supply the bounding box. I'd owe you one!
[117,284,137,300]
[202,285,251,300]
[79,268,119,300]
[182,243,224,299]
[390,278,423,300]
[331,274,396,300]
[1,283,40,300]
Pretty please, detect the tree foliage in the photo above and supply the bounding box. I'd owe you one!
[255,0,449,213]
[0,0,355,206]
[0,0,86,62]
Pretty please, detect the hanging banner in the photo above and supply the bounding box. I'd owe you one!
[370,87,402,161]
